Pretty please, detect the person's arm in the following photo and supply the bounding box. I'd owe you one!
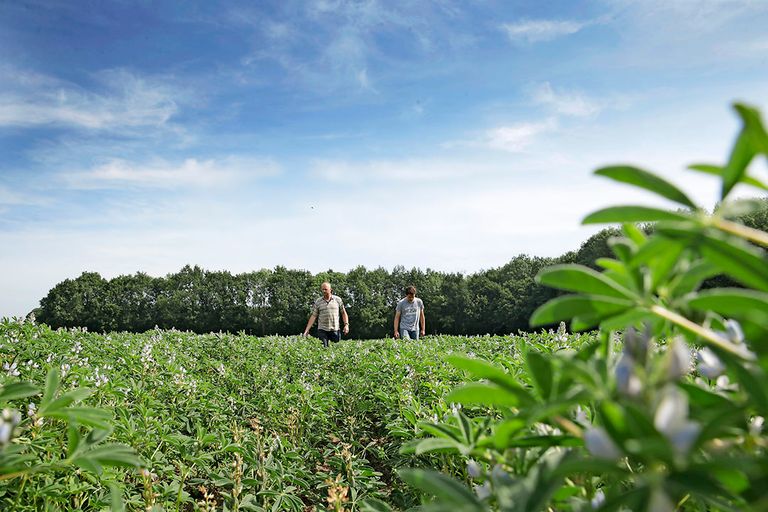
[303,313,317,336]
[341,305,349,335]
[393,310,401,338]
[419,305,426,337]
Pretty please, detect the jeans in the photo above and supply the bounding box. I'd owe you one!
[400,329,418,341]
[317,329,341,347]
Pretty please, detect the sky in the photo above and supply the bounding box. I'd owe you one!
[1,0,768,318]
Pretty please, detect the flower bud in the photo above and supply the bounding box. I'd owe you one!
[467,460,482,479]
[724,320,744,344]
[615,354,642,397]
[665,338,691,380]
[696,348,725,379]
[584,427,621,460]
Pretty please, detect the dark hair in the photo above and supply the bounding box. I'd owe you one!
[405,285,417,295]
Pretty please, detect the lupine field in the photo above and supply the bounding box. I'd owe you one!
[2,105,768,511]
[0,317,590,510]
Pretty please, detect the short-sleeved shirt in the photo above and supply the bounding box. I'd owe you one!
[396,297,424,331]
[312,295,345,331]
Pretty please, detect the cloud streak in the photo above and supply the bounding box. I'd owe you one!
[531,82,604,117]
[62,156,280,189]
[0,67,181,131]
[501,19,588,43]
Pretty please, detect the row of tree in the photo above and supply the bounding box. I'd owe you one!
[34,199,768,337]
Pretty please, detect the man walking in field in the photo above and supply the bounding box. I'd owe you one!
[394,285,425,340]
[302,282,349,347]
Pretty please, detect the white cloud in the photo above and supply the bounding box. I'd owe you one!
[0,67,180,131]
[501,19,587,43]
[62,156,280,189]
[484,119,558,152]
[532,82,603,117]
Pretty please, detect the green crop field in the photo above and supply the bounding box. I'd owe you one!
[0,318,590,510]
[2,105,767,512]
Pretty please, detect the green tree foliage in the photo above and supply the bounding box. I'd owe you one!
[34,200,768,337]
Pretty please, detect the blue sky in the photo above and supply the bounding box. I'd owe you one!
[2,0,768,317]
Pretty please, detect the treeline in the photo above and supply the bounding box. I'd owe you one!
[34,199,768,337]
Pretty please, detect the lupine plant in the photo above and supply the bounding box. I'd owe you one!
[393,103,768,511]
[4,317,585,510]
[0,322,141,509]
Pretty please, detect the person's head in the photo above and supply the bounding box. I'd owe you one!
[321,282,332,299]
[405,285,416,302]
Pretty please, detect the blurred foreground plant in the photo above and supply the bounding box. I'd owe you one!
[387,103,768,511]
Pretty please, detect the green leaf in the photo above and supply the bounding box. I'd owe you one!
[697,235,768,292]
[447,383,524,408]
[41,367,60,407]
[735,103,768,153]
[67,424,81,457]
[525,351,553,400]
[721,129,755,199]
[679,383,734,409]
[109,483,126,512]
[39,388,94,415]
[492,418,527,450]
[686,288,768,319]
[622,223,647,244]
[398,469,483,509]
[667,261,720,296]
[447,355,535,404]
[73,444,142,475]
[631,237,687,290]
[417,422,464,443]
[503,435,581,448]
[359,498,393,512]
[535,264,636,299]
[598,308,655,331]
[530,295,633,327]
[583,206,690,224]
[689,163,768,190]
[65,407,113,430]
[657,227,768,292]
[596,258,624,273]
[414,438,460,455]
[456,412,475,445]
[0,382,40,402]
[711,468,750,494]
[608,238,636,264]
[595,166,697,208]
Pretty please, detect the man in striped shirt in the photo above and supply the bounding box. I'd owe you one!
[302,281,349,347]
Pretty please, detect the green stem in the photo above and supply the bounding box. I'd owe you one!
[650,305,755,360]
[14,474,28,509]
[714,218,768,247]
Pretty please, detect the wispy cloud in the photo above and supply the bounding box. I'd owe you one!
[0,67,181,131]
[0,185,42,206]
[311,157,509,183]
[62,156,280,189]
[441,118,558,153]
[608,0,768,32]
[501,19,588,43]
[531,82,603,117]
[233,1,459,93]
[484,119,558,152]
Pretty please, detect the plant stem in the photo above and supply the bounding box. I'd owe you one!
[650,305,755,360]
[714,218,768,247]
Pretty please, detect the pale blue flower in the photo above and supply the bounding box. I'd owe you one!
[697,348,725,379]
[584,427,621,460]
